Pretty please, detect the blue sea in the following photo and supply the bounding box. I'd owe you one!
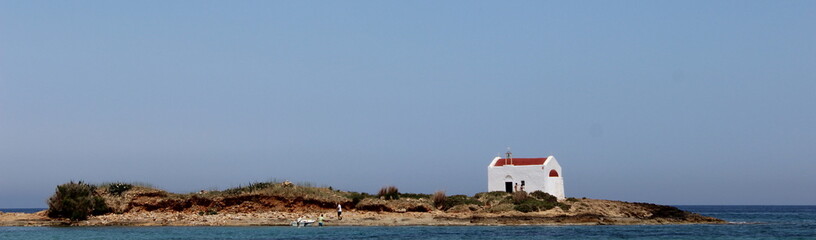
[0,208,46,214]
[1,206,815,239]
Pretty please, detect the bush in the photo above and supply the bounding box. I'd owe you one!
[483,191,510,198]
[530,191,557,203]
[513,198,554,213]
[347,192,372,206]
[432,191,447,209]
[197,208,218,216]
[378,186,400,200]
[514,202,538,213]
[47,181,109,220]
[566,197,579,202]
[399,193,431,199]
[475,191,512,207]
[512,191,529,204]
[447,204,481,213]
[487,203,516,213]
[92,196,109,215]
[558,203,571,211]
[513,199,571,213]
[222,181,277,195]
[444,195,483,210]
[475,191,506,199]
[106,183,133,196]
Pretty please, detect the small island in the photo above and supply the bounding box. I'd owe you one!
[0,181,724,227]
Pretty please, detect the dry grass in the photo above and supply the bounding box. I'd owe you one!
[355,198,434,212]
[512,191,529,204]
[377,186,400,200]
[447,204,481,213]
[485,203,516,213]
[474,191,511,209]
[432,191,447,209]
[203,182,348,203]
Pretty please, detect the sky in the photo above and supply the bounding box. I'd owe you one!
[1,1,815,208]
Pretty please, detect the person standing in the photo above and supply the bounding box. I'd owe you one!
[337,204,343,220]
[318,214,324,227]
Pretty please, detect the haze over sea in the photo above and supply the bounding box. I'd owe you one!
[1,206,815,239]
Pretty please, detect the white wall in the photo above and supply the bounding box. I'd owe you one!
[487,156,565,200]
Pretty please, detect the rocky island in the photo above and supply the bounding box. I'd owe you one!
[0,181,724,226]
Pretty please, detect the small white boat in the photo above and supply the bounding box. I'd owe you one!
[292,218,316,227]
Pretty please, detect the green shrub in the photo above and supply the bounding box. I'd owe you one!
[485,191,510,198]
[512,199,571,213]
[206,208,218,215]
[499,195,515,205]
[222,181,277,195]
[474,191,510,200]
[347,192,372,205]
[399,193,431,199]
[558,203,571,211]
[530,191,557,203]
[444,195,483,210]
[487,203,515,213]
[377,186,400,200]
[566,197,579,202]
[47,181,109,220]
[513,198,555,213]
[514,202,538,213]
[432,191,447,209]
[476,191,512,206]
[197,208,218,216]
[106,183,133,196]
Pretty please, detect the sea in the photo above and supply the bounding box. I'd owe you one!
[1,206,815,239]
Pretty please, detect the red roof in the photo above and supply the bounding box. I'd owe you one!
[493,157,548,167]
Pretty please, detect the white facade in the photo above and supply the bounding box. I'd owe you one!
[487,155,565,200]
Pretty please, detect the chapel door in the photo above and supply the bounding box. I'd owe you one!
[505,182,513,193]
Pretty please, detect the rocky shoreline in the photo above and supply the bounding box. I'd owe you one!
[1,199,724,227]
[1,182,726,227]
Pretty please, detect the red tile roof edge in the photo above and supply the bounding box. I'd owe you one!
[493,157,548,167]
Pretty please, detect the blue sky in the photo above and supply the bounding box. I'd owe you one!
[1,1,815,207]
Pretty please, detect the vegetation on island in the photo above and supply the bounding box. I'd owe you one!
[43,179,719,226]
[47,181,110,220]
[46,179,579,221]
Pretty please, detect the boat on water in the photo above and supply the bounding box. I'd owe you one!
[292,217,316,227]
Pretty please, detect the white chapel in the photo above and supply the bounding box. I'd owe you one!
[487,151,565,200]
